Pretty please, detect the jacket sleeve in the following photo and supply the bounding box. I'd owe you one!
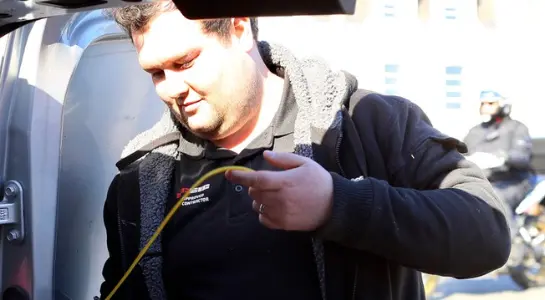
[317,93,511,279]
[99,175,127,299]
[501,122,533,169]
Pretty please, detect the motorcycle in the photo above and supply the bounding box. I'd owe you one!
[507,174,545,289]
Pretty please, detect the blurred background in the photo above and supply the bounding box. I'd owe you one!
[259,0,545,141]
[257,1,545,299]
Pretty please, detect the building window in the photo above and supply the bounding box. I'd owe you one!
[385,77,397,85]
[445,5,457,20]
[384,63,400,96]
[384,0,398,18]
[446,91,462,97]
[445,65,463,108]
[384,4,395,18]
[385,64,400,73]
[446,102,462,109]
[446,80,461,86]
[446,66,463,75]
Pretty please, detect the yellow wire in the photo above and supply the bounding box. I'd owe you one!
[105,165,254,300]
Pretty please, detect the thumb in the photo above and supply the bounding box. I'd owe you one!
[263,150,308,170]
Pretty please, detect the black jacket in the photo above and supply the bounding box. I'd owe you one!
[99,92,510,300]
[99,41,510,300]
[463,117,533,182]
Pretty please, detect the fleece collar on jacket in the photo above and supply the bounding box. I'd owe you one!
[120,40,358,300]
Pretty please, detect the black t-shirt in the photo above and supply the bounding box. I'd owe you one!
[161,76,322,300]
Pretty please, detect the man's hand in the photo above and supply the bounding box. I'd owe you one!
[466,152,505,169]
[225,150,334,231]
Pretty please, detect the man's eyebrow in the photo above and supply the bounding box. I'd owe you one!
[142,49,200,71]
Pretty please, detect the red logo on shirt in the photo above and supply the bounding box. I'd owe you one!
[176,184,210,199]
[177,188,190,198]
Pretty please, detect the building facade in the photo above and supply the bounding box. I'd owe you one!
[258,0,545,139]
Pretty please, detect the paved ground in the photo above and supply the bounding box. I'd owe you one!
[429,274,545,299]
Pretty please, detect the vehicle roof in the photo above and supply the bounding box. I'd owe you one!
[0,0,357,37]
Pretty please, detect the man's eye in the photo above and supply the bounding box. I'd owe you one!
[152,71,164,80]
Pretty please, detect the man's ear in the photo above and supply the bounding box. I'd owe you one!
[232,17,254,52]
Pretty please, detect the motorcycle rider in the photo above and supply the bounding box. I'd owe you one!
[464,90,533,214]
[464,91,533,269]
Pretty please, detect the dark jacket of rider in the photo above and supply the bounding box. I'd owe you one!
[464,116,533,207]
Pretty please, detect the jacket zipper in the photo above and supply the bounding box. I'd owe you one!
[334,118,359,299]
[335,129,346,177]
[117,210,128,271]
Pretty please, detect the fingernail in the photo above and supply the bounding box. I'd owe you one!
[226,170,242,178]
[264,150,274,158]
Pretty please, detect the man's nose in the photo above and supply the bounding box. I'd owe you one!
[164,70,189,100]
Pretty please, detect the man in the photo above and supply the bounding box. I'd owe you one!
[464,90,533,211]
[463,91,533,268]
[100,2,510,299]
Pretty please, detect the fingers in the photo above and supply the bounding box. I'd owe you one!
[263,150,309,170]
[251,198,280,215]
[251,200,261,213]
[252,200,282,230]
[259,214,281,230]
[226,169,285,191]
[225,151,310,190]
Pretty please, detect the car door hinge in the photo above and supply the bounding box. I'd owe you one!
[0,180,25,243]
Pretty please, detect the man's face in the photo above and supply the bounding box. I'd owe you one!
[133,10,259,141]
[480,101,500,116]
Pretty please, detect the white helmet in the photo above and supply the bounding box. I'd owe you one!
[479,90,511,122]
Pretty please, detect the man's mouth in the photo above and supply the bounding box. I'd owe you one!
[182,99,202,107]
[180,99,203,113]
[176,98,202,106]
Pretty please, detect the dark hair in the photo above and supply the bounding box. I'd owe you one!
[106,1,259,41]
